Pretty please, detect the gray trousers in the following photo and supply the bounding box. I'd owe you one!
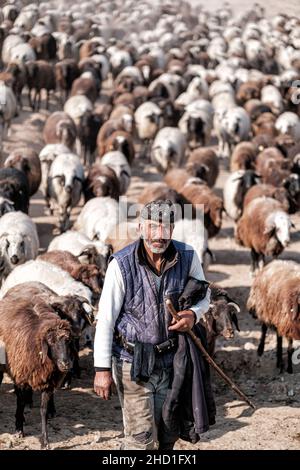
[112,357,173,450]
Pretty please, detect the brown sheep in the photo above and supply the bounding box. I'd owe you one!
[230,142,257,172]
[113,92,136,108]
[138,182,186,210]
[79,40,99,60]
[70,74,98,103]
[38,250,102,294]
[26,60,56,110]
[235,197,293,272]
[5,61,27,109]
[110,105,134,132]
[243,183,290,212]
[247,260,300,372]
[55,59,80,102]
[164,168,202,194]
[244,99,272,121]
[252,133,275,153]
[4,148,41,196]
[255,147,291,186]
[84,163,120,201]
[252,112,277,137]
[186,148,219,187]
[0,295,71,448]
[43,111,77,149]
[29,33,57,61]
[236,81,261,105]
[181,183,224,238]
[102,130,135,165]
[97,119,131,157]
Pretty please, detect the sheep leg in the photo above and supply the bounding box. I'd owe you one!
[250,249,259,273]
[46,90,50,110]
[40,390,51,449]
[276,333,284,372]
[15,386,26,436]
[0,370,3,386]
[46,394,56,418]
[287,338,294,374]
[37,91,42,111]
[257,323,267,356]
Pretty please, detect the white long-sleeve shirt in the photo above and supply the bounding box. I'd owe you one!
[94,248,210,369]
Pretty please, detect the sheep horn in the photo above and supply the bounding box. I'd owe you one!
[227,301,241,313]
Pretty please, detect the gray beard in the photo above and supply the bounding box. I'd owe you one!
[143,239,171,254]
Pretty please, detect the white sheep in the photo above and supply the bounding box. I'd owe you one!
[134,101,163,141]
[172,219,211,275]
[101,151,131,195]
[48,230,112,266]
[178,99,214,147]
[151,127,187,174]
[0,82,17,151]
[48,152,84,232]
[0,259,92,302]
[261,85,283,115]
[275,112,300,142]
[0,212,39,282]
[214,107,251,159]
[74,196,126,243]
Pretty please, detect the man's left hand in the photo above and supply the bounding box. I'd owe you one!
[168,310,196,332]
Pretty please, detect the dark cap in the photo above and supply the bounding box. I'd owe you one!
[140,199,176,224]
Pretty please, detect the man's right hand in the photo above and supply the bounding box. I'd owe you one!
[94,371,113,400]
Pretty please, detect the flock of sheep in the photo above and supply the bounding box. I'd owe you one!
[0,0,300,449]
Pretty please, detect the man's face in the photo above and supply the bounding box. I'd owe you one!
[139,220,174,254]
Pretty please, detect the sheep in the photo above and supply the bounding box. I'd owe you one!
[110,105,135,133]
[235,197,293,273]
[0,294,72,448]
[84,163,120,201]
[97,119,131,158]
[29,33,57,61]
[76,110,102,166]
[47,152,84,232]
[55,59,80,102]
[230,142,257,172]
[172,218,212,275]
[1,34,24,64]
[255,147,290,186]
[0,211,39,283]
[244,99,272,121]
[25,60,55,110]
[223,170,260,221]
[0,168,29,215]
[178,99,214,148]
[180,183,224,238]
[247,260,300,373]
[214,107,251,159]
[175,76,209,108]
[64,94,93,129]
[102,130,135,166]
[186,148,219,188]
[261,85,283,115]
[252,112,277,137]
[2,281,94,390]
[4,148,41,197]
[236,81,261,105]
[100,151,131,195]
[70,72,99,103]
[43,112,77,150]
[0,259,93,302]
[201,284,240,356]
[9,42,37,64]
[243,184,290,213]
[48,231,112,274]
[138,182,186,209]
[74,196,126,243]
[275,112,300,142]
[5,61,27,109]
[134,101,163,156]
[38,251,102,295]
[0,81,17,150]
[151,127,187,174]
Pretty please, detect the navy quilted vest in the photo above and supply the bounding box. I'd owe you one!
[111,239,194,367]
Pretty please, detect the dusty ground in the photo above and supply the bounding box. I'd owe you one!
[1,0,300,451]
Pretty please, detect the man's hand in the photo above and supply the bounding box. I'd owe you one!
[168,309,196,332]
[94,371,113,400]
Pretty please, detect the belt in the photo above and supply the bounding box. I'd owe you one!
[115,333,177,355]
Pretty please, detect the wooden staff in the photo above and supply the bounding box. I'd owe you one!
[166,299,256,410]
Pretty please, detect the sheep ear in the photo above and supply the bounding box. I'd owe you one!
[40,339,48,364]
[263,223,275,235]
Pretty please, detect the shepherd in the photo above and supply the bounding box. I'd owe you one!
[94,200,215,450]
